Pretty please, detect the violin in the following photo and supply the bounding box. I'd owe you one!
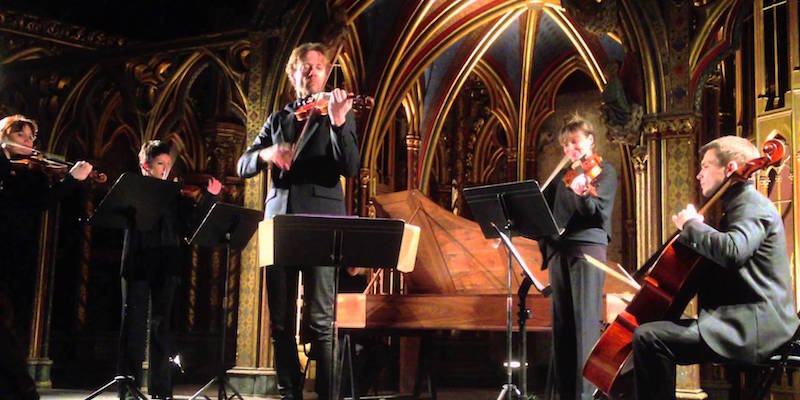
[581,138,785,399]
[562,153,603,196]
[294,92,375,120]
[173,174,220,202]
[4,142,107,184]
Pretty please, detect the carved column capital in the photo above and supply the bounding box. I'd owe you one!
[642,113,701,138]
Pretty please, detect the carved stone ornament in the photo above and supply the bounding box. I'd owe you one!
[641,114,699,137]
[0,10,128,50]
[561,0,620,36]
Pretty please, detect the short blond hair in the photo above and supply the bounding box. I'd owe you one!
[0,114,38,143]
[700,136,760,167]
[284,42,329,77]
[558,114,595,146]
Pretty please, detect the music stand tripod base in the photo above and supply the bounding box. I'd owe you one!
[86,173,183,400]
[463,180,560,400]
[84,375,148,400]
[186,203,263,400]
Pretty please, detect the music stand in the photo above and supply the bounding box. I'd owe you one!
[463,180,561,400]
[90,172,179,231]
[262,214,405,400]
[86,173,181,400]
[493,224,552,400]
[185,203,264,400]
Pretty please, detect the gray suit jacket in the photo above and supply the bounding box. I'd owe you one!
[237,102,360,218]
[679,182,799,363]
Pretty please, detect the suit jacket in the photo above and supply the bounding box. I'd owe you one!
[679,182,799,363]
[237,102,360,218]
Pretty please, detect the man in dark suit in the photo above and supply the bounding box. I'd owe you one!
[237,42,360,400]
[632,135,800,400]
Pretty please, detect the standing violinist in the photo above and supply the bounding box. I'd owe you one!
[117,140,221,399]
[237,41,359,400]
[0,114,93,400]
[540,115,617,400]
[632,136,799,400]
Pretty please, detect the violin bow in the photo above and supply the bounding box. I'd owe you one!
[540,155,571,191]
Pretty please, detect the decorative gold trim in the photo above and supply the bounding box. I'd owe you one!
[517,8,539,181]
[642,114,700,138]
[545,7,607,87]
[0,10,128,50]
[417,8,525,193]
[689,0,736,71]
[619,0,666,113]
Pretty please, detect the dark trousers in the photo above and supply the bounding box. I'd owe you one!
[118,275,178,397]
[266,265,335,400]
[0,290,38,400]
[632,319,724,400]
[548,249,605,400]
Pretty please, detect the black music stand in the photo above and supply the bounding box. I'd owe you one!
[267,214,405,400]
[463,180,561,400]
[494,225,552,400]
[186,203,263,400]
[86,173,180,400]
[90,172,179,231]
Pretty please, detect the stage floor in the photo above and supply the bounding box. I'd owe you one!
[38,385,500,399]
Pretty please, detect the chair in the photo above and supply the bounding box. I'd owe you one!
[746,324,800,400]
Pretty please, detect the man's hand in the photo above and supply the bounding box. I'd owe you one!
[68,160,93,181]
[258,143,294,170]
[206,177,222,195]
[327,88,353,127]
[569,174,589,196]
[672,204,703,230]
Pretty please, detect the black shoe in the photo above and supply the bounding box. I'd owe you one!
[150,395,173,400]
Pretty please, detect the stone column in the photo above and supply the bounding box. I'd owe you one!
[506,147,518,181]
[406,132,420,190]
[229,31,275,396]
[642,114,707,400]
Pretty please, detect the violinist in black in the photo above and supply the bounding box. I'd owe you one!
[118,140,220,399]
[540,116,617,400]
[237,42,359,400]
[632,136,799,400]
[0,114,94,400]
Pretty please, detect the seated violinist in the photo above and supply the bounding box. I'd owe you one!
[0,114,93,400]
[632,136,800,400]
[117,140,220,399]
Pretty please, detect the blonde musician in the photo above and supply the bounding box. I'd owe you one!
[632,136,798,400]
[540,115,617,400]
[237,42,359,400]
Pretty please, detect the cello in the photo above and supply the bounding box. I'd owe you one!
[582,138,786,399]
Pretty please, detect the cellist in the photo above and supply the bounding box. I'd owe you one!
[540,115,617,400]
[632,136,799,400]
